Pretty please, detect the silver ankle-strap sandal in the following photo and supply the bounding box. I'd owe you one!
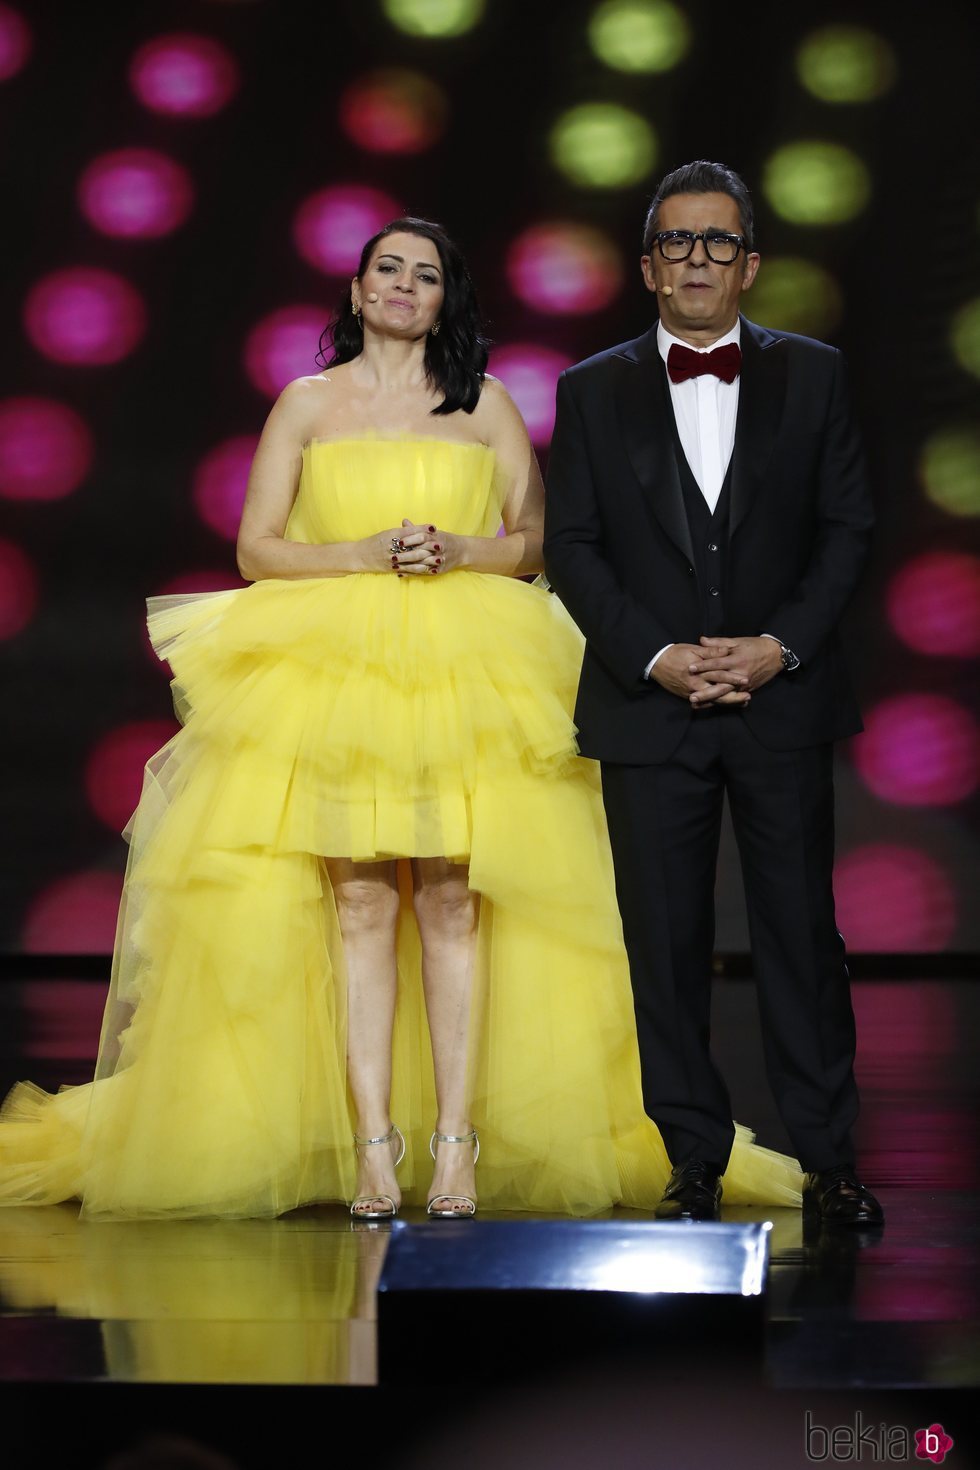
[350,1124,406,1220]
[427,1128,480,1219]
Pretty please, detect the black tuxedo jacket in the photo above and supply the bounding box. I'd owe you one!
[543,315,874,763]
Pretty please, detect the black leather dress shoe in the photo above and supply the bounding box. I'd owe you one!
[803,1166,884,1227]
[654,1161,723,1221]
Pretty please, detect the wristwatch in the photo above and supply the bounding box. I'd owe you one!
[778,641,801,673]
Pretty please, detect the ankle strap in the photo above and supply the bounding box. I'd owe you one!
[354,1126,397,1147]
[429,1128,480,1162]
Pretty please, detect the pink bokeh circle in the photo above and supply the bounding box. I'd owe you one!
[489,344,572,446]
[85,720,179,832]
[243,307,324,398]
[0,3,31,80]
[78,148,195,239]
[293,185,401,276]
[339,69,448,154]
[886,551,980,659]
[193,435,260,539]
[0,537,37,638]
[834,844,957,951]
[852,693,978,807]
[22,870,125,954]
[0,397,94,500]
[506,223,623,316]
[128,33,239,117]
[24,267,147,366]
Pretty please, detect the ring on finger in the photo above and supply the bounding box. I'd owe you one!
[389,537,403,554]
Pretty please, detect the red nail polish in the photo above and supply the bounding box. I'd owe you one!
[433,544,441,552]
[428,525,436,533]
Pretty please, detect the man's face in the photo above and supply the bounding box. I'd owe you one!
[640,191,760,342]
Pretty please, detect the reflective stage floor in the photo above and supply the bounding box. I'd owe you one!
[1,976,977,1467]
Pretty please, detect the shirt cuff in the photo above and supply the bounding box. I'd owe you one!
[644,644,673,678]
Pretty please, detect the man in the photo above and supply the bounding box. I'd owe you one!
[543,160,882,1226]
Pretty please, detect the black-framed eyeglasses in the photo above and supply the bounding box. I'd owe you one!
[651,231,747,264]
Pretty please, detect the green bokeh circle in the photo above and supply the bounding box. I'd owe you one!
[951,298,980,380]
[920,428,980,518]
[763,141,870,225]
[796,25,897,103]
[588,0,691,74]
[382,0,484,39]
[747,257,842,337]
[550,104,657,188]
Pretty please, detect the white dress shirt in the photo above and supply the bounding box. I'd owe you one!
[642,318,786,676]
[644,321,741,675]
[658,318,741,514]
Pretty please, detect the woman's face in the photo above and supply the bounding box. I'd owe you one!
[353,231,445,339]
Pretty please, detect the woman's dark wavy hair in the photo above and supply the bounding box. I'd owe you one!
[318,217,489,416]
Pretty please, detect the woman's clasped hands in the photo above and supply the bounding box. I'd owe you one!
[373,518,461,576]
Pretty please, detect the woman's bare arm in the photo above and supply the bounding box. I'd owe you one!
[236,379,418,581]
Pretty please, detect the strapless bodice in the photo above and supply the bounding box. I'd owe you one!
[284,438,503,545]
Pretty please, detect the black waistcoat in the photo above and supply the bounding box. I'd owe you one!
[663,372,734,636]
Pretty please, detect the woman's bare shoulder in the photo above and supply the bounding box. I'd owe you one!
[271,369,353,435]
[472,374,529,442]
[279,368,349,400]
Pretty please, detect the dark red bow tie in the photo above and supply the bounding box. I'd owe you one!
[667,341,742,385]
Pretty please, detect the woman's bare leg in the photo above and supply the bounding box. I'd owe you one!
[325,857,401,1212]
[412,857,480,1207]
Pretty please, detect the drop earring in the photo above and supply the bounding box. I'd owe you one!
[430,321,441,336]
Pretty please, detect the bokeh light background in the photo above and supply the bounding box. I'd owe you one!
[0,0,977,955]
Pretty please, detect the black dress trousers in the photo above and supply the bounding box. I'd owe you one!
[600,708,860,1174]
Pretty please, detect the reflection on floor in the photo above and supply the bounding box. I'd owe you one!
[0,978,977,1391]
[0,1204,385,1385]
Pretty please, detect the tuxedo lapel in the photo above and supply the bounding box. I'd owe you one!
[614,328,695,566]
[729,315,788,535]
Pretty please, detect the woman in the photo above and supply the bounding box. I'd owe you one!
[0,219,802,1220]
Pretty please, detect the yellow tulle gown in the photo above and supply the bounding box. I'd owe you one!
[0,437,802,1219]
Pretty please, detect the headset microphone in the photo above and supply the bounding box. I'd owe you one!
[660,285,673,297]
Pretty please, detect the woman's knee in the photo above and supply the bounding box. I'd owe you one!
[333,876,400,936]
[413,874,478,940]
